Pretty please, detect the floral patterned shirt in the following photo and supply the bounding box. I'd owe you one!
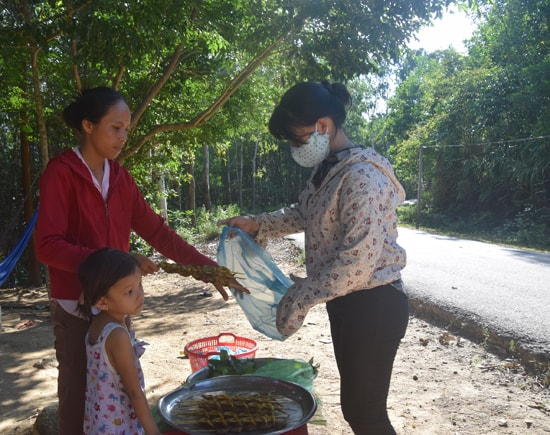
[83,322,147,435]
[253,147,407,337]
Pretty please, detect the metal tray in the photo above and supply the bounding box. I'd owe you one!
[158,375,317,434]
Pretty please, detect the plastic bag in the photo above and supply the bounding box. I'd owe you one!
[253,358,318,391]
[217,226,293,341]
[185,356,318,391]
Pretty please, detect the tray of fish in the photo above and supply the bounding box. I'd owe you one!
[158,375,316,434]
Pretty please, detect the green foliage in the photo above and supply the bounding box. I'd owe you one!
[397,204,418,226]
[6,0,550,283]
[399,202,550,252]
[205,349,257,377]
[170,204,242,244]
[493,207,550,249]
[383,0,550,250]
[2,0,454,243]
[128,205,241,257]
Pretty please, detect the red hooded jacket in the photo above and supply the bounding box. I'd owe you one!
[35,149,216,300]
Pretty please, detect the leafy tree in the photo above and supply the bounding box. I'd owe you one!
[383,0,549,248]
[2,0,458,163]
[1,0,468,285]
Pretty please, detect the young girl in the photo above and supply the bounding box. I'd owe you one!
[78,248,161,435]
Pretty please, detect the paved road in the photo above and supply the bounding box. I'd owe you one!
[285,228,550,368]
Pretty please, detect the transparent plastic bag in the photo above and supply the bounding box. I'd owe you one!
[217,226,293,341]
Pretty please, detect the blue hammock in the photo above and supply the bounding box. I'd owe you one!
[0,208,38,287]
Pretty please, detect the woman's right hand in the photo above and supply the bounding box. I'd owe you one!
[210,276,250,301]
[217,216,259,237]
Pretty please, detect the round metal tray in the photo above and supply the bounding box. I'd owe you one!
[158,375,317,434]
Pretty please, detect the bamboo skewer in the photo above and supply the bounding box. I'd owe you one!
[158,261,245,284]
[170,392,289,433]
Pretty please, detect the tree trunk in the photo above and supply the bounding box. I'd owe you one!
[252,140,258,210]
[187,160,197,227]
[225,153,232,204]
[158,174,168,221]
[30,48,49,169]
[202,144,212,211]
[177,183,183,210]
[238,141,243,209]
[20,114,42,286]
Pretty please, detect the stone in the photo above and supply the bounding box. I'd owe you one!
[32,404,58,435]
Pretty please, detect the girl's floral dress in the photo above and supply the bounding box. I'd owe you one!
[83,322,147,435]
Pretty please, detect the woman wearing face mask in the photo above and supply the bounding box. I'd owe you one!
[218,81,409,434]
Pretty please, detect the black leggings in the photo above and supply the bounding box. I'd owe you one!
[327,284,409,435]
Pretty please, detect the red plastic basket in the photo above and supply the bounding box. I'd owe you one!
[184,332,259,372]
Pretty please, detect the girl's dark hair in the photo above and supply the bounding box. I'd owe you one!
[78,248,140,318]
[62,86,127,133]
[268,81,352,142]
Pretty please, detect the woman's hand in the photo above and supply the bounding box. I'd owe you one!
[130,253,159,275]
[276,281,314,338]
[217,216,259,237]
[210,276,250,301]
[156,260,250,302]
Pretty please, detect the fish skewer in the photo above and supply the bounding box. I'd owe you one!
[171,392,288,433]
[158,261,244,284]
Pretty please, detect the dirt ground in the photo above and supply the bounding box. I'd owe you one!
[1,237,550,435]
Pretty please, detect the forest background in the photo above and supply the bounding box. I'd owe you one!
[1,0,549,290]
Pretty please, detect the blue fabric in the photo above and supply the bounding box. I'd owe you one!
[217,226,293,341]
[0,208,38,286]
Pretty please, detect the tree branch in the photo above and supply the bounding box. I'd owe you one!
[129,43,185,132]
[118,35,284,164]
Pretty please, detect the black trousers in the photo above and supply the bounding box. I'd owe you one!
[326,283,409,435]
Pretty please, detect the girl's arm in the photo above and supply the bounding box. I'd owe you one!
[106,328,161,435]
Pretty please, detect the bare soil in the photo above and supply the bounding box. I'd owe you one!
[1,238,549,434]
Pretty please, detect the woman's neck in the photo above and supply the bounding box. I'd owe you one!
[331,130,355,153]
[78,146,106,184]
[79,145,105,173]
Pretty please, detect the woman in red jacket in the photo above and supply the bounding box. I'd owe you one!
[35,86,246,435]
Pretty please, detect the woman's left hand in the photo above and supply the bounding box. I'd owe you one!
[276,283,310,337]
[131,253,160,275]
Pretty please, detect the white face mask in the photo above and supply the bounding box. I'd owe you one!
[290,126,330,168]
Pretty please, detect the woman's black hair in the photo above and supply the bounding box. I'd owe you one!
[268,81,352,142]
[78,248,140,318]
[62,86,127,133]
